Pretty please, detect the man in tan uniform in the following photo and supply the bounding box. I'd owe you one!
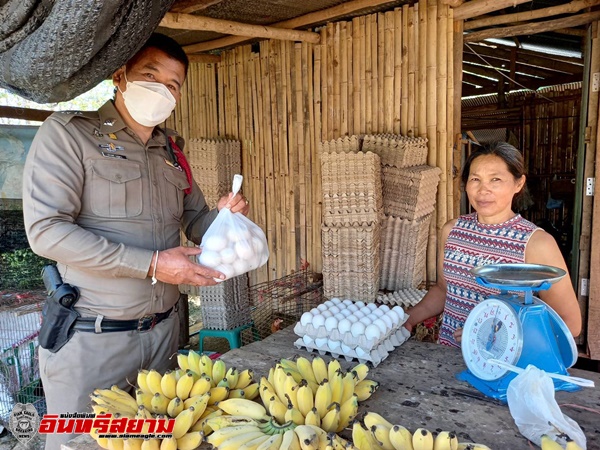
[22,33,249,449]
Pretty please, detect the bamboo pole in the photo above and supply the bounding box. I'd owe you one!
[294,42,303,272]
[378,13,385,133]
[464,0,597,30]
[340,22,349,137]
[394,7,402,134]
[437,0,448,235]
[407,5,416,136]
[327,23,335,139]
[184,0,407,53]
[453,0,532,21]
[346,21,354,136]
[384,11,395,133]
[284,40,294,279]
[371,14,379,134]
[304,42,315,271]
[417,2,427,137]
[313,36,323,272]
[360,16,367,134]
[333,22,341,137]
[188,54,221,63]
[365,15,373,133]
[464,11,600,42]
[161,12,320,44]
[447,7,455,221]
[352,17,360,134]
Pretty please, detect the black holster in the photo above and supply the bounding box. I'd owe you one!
[38,265,80,353]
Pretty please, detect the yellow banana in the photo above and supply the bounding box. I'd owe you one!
[364,412,394,430]
[91,394,136,416]
[212,360,227,384]
[352,421,379,450]
[312,357,329,384]
[158,436,177,450]
[314,381,333,418]
[136,370,150,394]
[140,438,160,450]
[109,385,138,408]
[351,363,369,382]
[228,388,246,398]
[176,370,195,400]
[150,393,170,415]
[218,377,231,388]
[329,371,344,405]
[389,424,413,450]
[282,428,302,450]
[135,389,153,411]
[294,424,320,450]
[206,425,264,446]
[304,407,320,427]
[539,436,564,450]
[284,374,300,408]
[235,369,255,389]
[239,433,272,449]
[413,428,434,450]
[296,380,314,417]
[93,389,138,414]
[337,394,358,432]
[91,428,110,449]
[205,415,260,431]
[279,358,299,372]
[225,367,240,389]
[371,424,395,450]
[91,405,109,415]
[434,431,458,450]
[259,377,277,406]
[172,406,196,439]
[256,433,283,450]
[217,398,268,419]
[176,431,203,450]
[214,430,268,450]
[136,405,153,419]
[285,405,306,426]
[340,371,356,405]
[199,354,214,377]
[354,379,380,402]
[123,438,143,450]
[456,444,492,450]
[243,382,261,400]
[296,357,318,384]
[273,365,288,402]
[187,350,201,374]
[565,439,584,450]
[193,408,223,434]
[186,392,211,422]
[268,395,288,424]
[327,359,342,381]
[146,370,164,396]
[107,438,125,450]
[321,403,340,433]
[208,386,230,405]
[166,397,183,418]
[189,375,212,397]
[159,371,177,399]
[177,353,190,371]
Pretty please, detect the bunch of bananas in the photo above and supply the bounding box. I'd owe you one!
[205,398,354,449]
[352,412,493,450]
[90,350,256,450]
[540,435,584,450]
[257,356,377,434]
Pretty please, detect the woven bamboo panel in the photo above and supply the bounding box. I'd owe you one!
[362,134,428,167]
[380,214,432,290]
[382,165,441,220]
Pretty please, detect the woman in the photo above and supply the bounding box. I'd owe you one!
[404,142,582,347]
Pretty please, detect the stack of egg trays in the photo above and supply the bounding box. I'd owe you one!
[199,273,252,330]
[362,134,428,168]
[377,289,427,307]
[317,135,362,154]
[379,214,432,290]
[381,165,441,220]
[292,314,410,368]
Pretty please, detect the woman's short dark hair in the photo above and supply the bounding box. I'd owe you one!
[127,33,189,75]
[462,141,533,211]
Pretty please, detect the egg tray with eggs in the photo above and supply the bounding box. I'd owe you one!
[293,299,409,352]
[377,289,427,308]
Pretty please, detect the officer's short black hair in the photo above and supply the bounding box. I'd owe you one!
[128,33,189,76]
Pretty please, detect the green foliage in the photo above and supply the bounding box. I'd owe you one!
[0,248,51,290]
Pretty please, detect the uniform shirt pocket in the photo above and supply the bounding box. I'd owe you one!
[163,168,190,219]
[90,159,143,217]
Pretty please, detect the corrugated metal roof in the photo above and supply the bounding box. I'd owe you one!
[462,81,583,108]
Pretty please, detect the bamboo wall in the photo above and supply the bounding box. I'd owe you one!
[170,0,455,287]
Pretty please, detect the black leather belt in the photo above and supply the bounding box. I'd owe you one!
[72,308,173,333]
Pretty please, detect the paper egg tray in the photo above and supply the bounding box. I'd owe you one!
[377,288,427,307]
[318,136,362,154]
[362,134,428,168]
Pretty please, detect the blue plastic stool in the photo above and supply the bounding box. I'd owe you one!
[197,323,256,354]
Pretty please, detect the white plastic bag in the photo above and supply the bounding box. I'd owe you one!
[198,175,269,281]
[506,365,586,449]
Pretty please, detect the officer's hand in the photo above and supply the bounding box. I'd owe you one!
[149,246,225,286]
[218,192,250,215]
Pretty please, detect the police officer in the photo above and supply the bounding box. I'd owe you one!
[22,33,249,449]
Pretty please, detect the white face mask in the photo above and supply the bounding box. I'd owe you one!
[119,71,177,127]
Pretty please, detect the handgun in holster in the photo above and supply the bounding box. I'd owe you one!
[38,264,81,353]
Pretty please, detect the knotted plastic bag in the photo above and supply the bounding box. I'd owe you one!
[198,175,269,281]
[506,365,586,449]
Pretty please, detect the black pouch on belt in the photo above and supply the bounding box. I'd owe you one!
[38,265,80,353]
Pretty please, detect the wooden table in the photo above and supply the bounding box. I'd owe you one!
[65,326,600,449]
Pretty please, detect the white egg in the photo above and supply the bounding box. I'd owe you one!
[300,312,313,327]
[373,318,388,334]
[346,315,358,323]
[372,309,384,318]
[340,309,352,317]
[312,314,326,329]
[338,319,352,334]
[302,334,314,346]
[204,235,229,252]
[360,306,372,315]
[198,250,221,268]
[379,305,390,312]
[359,317,372,326]
[324,316,338,332]
[317,304,328,312]
[310,308,320,315]
[227,228,252,243]
[350,321,366,338]
[387,310,401,327]
[328,340,341,351]
[342,299,353,306]
[353,310,365,319]
[340,343,354,354]
[334,313,346,321]
[354,301,365,308]
[251,236,265,254]
[219,247,237,264]
[367,303,378,311]
[347,304,359,313]
[234,241,254,260]
[381,315,394,330]
[315,337,328,348]
[392,306,406,321]
[324,301,334,308]
[365,324,381,340]
[331,298,342,305]
[328,305,340,314]
[321,311,333,318]
[232,258,250,275]
[367,313,379,322]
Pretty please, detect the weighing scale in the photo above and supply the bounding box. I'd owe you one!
[456,263,580,401]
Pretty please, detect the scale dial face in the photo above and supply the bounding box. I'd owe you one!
[461,299,523,381]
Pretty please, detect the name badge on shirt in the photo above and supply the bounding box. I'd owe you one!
[99,143,125,152]
[102,152,127,160]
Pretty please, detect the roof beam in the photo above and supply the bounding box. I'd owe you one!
[453,0,532,21]
[170,0,225,14]
[183,0,402,53]
[188,53,221,63]
[465,10,600,42]
[464,0,597,30]
[463,54,569,79]
[161,12,321,44]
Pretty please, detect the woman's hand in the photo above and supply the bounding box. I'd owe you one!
[453,327,463,343]
[218,192,250,215]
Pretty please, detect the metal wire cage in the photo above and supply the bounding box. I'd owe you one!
[0,298,45,426]
[241,270,323,346]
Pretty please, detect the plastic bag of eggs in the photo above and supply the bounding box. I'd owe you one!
[197,208,269,281]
